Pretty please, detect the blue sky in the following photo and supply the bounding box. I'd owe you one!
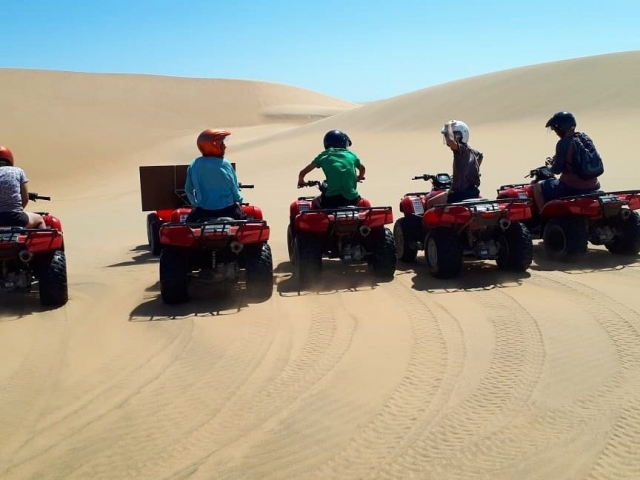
[2,0,638,102]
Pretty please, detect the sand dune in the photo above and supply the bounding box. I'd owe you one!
[2,51,640,480]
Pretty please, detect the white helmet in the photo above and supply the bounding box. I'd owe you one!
[440,120,470,144]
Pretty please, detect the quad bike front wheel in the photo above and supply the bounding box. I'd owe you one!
[245,242,274,301]
[147,213,162,256]
[605,211,640,256]
[542,216,588,262]
[160,246,190,304]
[393,217,418,263]
[371,227,397,278]
[496,222,533,272]
[38,250,69,307]
[425,228,463,279]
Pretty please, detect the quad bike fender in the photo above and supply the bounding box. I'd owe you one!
[290,199,313,219]
[156,209,174,223]
[236,223,270,243]
[541,197,614,218]
[43,214,62,232]
[295,212,330,233]
[170,207,192,223]
[424,201,532,228]
[25,229,65,253]
[357,197,372,208]
[363,208,394,228]
[160,225,197,247]
[400,195,426,215]
[242,205,264,220]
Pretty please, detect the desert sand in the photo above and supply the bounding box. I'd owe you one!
[1,50,640,479]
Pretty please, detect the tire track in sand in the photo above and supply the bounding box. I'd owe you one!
[256,276,465,480]
[0,306,69,468]
[111,291,357,480]
[417,271,640,480]
[372,284,546,480]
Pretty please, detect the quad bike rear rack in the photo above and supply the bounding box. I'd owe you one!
[426,198,532,229]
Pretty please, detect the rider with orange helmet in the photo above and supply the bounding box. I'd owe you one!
[0,146,46,229]
[184,129,245,222]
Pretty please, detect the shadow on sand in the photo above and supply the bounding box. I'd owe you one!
[128,279,273,322]
[274,260,394,297]
[394,259,531,294]
[530,243,640,275]
[0,288,63,320]
[107,244,158,268]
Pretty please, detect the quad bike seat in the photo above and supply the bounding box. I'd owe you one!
[199,217,236,224]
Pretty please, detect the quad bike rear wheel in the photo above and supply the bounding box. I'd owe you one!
[497,222,533,272]
[147,213,162,256]
[371,227,397,278]
[293,234,323,292]
[245,242,274,301]
[425,228,463,279]
[287,223,295,264]
[160,246,190,304]
[393,217,418,262]
[38,250,69,307]
[542,216,588,262]
[605,211,640,256]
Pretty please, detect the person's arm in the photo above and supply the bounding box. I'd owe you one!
[357,164,366,181]
[298,162,317,186]
[444,121,459,151]
[185,166,197,204]
[550,138,570,174]
[20,182,29,208]
[229,166,243,203]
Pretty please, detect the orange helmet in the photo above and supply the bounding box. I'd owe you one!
[197,129,231,157]
[0,146,14,166]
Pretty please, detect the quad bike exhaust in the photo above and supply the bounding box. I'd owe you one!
[620,208,632,220]
[230,240,244,254]
[18,250,33,263]
[499,218,512,231]
[359,225,371,237]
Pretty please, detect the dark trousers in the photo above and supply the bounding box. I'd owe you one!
[185,204,245,223]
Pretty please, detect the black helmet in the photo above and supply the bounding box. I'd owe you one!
[323,130,352,149]
[545,111,577,132]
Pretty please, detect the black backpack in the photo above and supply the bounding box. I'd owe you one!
[568,133,604,180]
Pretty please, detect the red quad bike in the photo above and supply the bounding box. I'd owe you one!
[496,165,640,262]
[422,196,534,279]
[146,192,191,256]
[0,193,68,307]
[393,173,453,262]
[158,184,273,304]
[287,180,397,291]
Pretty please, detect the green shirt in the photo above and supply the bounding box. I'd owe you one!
[312,148,362,200]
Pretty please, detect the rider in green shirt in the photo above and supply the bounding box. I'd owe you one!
[297,130,366,209]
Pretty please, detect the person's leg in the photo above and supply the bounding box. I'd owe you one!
[532,182,546,212]
[426,191,448,209]
[447,187,480,204]
[25,212,46,229]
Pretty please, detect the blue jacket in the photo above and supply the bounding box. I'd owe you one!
[185,156,243,210]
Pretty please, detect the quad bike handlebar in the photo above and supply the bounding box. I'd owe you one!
[298,178,364,190]
[525,166,556,181]
[28,192,51,202]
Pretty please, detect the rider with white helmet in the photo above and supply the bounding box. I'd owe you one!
[427,120,484,208]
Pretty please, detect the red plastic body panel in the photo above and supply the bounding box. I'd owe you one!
[170,207,193,223]
[243,205,264,220]
[157,209,174,222]
[159,220,270,248]
[295,207,393,233]
[400,195,427,215]
[43,214,63,232]
[423,201,532,228]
